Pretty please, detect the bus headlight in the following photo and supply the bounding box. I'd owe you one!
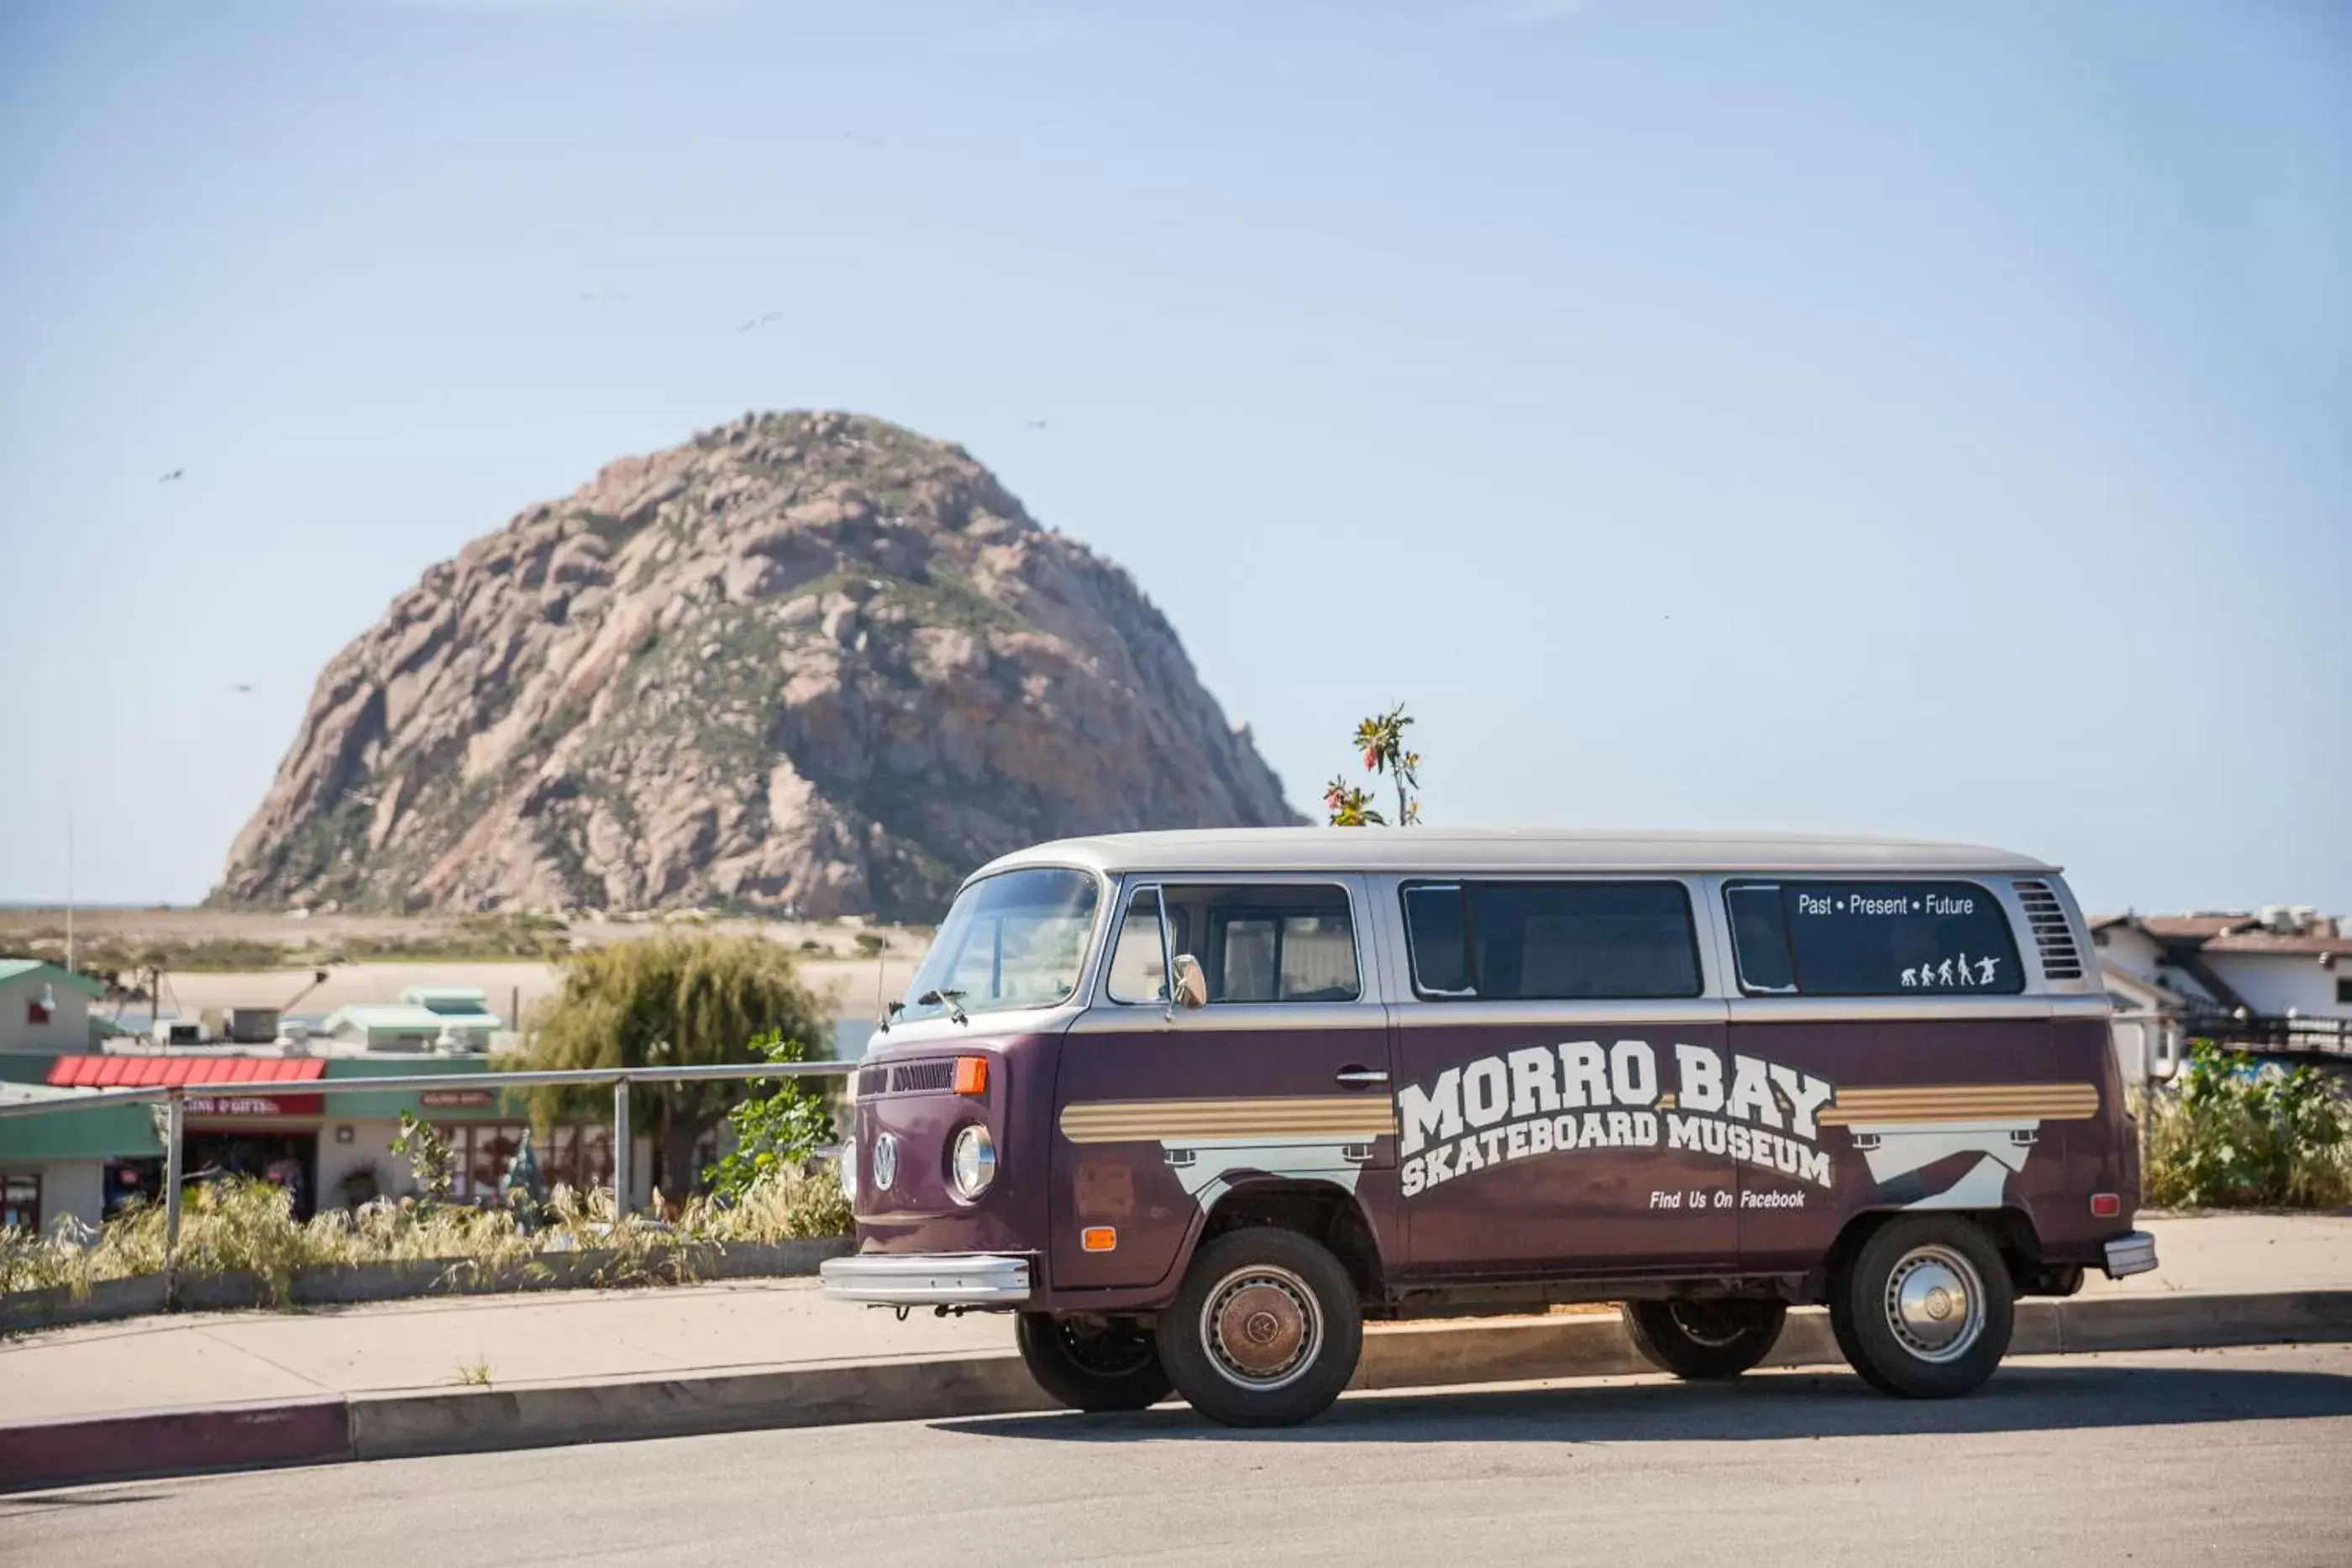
[950,1124,996,1200]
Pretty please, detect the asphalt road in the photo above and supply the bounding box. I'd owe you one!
[7,1344,2352,1567]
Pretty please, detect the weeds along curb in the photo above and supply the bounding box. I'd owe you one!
[0,1237,853,1333]
[6,1287,2350,1492]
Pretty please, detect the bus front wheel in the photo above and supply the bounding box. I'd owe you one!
[1156,1228,1363,1428]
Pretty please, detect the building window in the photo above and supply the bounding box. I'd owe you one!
[2339,975,2352,1008]
[25,1000,50,1025]
[2,1173,40,1232]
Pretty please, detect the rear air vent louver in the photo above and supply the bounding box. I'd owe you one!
[2013,879,2085,981]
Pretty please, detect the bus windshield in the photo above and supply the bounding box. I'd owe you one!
[900,868,1102,1023]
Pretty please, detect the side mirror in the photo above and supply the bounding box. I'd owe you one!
[1170,953,1209,1011]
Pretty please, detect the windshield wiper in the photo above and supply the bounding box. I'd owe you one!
[876,999,904,1035]
[916,989,969,1025]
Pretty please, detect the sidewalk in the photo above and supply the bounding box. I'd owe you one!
[6,1213,2346,1427]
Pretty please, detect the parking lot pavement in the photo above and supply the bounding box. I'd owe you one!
[6,1342,2350,1567]
[6,1210,2342,1426]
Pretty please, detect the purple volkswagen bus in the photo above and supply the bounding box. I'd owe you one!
[822,829,2154,1427]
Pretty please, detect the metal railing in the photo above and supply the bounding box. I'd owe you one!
[0,1061,851,1302]
[2109,1008,2352,1075]
[2181,1012,2352,1059]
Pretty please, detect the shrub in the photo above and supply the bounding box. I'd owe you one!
[2145,1043,2352,1209]
[1,1164,851,1304]
[702,1030,836,1198]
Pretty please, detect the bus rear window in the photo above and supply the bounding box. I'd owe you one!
[1725,880,2024,996]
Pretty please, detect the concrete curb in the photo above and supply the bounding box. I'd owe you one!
[5,1287,2349,1492]
[0,1238,853,1333]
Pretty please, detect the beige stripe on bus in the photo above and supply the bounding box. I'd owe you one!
[1060,1097,1399,1144]
[1817,1083,2101,1125]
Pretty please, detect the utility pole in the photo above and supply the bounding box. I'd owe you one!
[65,813,75,976]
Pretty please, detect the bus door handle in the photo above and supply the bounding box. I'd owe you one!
[1334,1067,1389,1088]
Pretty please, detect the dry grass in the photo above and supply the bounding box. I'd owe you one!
[0,1167,851,1303]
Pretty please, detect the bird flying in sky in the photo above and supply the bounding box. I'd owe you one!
[158,469,184,482]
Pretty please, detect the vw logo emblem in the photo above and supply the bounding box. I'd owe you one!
[871,1131,899,1192]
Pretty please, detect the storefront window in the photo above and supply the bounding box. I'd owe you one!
[2,1173,40,1232]
[434,1124,612,1201]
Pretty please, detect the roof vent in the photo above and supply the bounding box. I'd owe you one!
[2015,880,2085,981]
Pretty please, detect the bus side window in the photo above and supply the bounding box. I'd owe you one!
[1105,888,1189,1004]
[1725,883,1798,994]
[1401,883,1473,997]
[1110,884,1359,1004]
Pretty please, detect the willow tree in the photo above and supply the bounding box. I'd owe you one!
[519,932,830,1202]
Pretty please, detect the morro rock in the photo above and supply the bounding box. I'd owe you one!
[218,411,1301,919]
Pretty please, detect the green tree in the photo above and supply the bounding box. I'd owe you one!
[1326,703,1423,826]
[390,1113,455,1202]
[702,1030,837,1198]
[518,933,831,1203]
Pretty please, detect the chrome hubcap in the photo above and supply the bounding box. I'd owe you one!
[1201,1265,1321,1390]
[1884,1245,1984,1363]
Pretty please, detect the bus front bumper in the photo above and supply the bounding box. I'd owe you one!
[819,1251,1035,1306]
[2101,1230,2159,1278]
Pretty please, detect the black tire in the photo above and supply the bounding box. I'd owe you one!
[1015,1312,1173,1413]
[1622,1298,1788,1380]
[1833,1215,2014,1398]
[1156,1229,1363,1428]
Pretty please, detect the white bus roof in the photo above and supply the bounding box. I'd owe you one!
[974,828,2057,882]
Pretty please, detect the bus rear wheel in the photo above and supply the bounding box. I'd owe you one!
[1622,1298,1788,1380]
[1015,1312,1173,1413]
[1830,1215,2013,1398]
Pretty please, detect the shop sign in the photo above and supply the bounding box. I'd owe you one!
[419,1089,496,1109]
[185,1093,325,1117]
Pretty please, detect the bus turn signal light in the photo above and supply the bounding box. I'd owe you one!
[2091,1193,2121,1219]
[953,1056,989,1096]
[1082,1226,1117,1252]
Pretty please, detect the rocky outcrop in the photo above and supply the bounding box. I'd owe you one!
[218,412,1301,919]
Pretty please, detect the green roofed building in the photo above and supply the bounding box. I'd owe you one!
[0,959,110,1054]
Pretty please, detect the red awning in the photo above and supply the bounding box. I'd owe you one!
[45,1056,328,1088]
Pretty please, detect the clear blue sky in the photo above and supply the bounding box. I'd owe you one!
[2,0,2345,915]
